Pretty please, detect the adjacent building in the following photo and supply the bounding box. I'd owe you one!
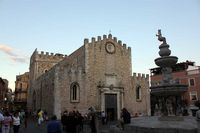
[0,77,8,109]
[150,61,200,110]
[27,34,150,119]
[14,72,29,109]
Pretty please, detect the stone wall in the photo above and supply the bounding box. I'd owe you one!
[30,66,55,116]
[131,73,150,116]
[28,49,66,111]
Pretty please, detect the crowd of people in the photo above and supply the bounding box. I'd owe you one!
[61,110,84,133]
[36,107,98,133]
[0,109,28,133]
[0,107,132,133]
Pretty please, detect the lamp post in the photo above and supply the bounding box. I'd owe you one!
[4,97,7,110]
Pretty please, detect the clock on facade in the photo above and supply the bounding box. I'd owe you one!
[105,42,115,54]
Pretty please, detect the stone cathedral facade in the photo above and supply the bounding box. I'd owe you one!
[27,34,150,119]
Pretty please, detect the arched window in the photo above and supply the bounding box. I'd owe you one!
[70,82,80,102]
[136,85,141,101]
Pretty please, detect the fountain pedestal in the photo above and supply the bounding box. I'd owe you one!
[150,30,187,117]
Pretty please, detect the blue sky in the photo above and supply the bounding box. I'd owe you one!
[0,0,200,90]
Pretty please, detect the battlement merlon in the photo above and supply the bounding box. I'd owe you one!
[33,50,67,60]
[128,47,131,52]
[123,44,127,49]
[132,72,149,79]
[118,40,122,45]
[113,37,117,42]
[83,34,130,50]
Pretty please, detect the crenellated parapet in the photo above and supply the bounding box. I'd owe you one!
[83,34,131,52]
[132,72,149,81]
[34,50,67,60]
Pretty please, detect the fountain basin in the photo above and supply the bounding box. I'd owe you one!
[150,84,187,96]
[155,56,178,67]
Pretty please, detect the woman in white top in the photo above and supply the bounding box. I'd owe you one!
[12,111,20,133]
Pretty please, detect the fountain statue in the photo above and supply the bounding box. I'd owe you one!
[151,29,188,117]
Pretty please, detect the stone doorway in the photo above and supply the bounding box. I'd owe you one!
[105,94,117,121]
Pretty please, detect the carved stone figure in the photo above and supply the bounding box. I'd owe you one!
[166,98,173,116]
[156,29,167,44]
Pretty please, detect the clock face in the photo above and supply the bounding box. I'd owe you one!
[105,42,115,54]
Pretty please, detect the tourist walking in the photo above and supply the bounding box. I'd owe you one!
[12,111,20,133]
[2,111,12,133]
[37,109,43,126]
[47,115,62,133]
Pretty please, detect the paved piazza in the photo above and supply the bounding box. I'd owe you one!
[110,116,197,133]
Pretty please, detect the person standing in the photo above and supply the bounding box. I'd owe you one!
[61,111,68,132]
[12,111,20,133]
[47,115,62,133]
[121,108,131,124]
[24,110,28,128]
[101,111,106,125]
[119,108,131,130]
[196,109,200,133]
[2,111,12,133]
[0,111,4,132]
[67,111,77,133]
[88,107,97,133]
[0,111,4,121]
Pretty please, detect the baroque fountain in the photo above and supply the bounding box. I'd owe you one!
[150,29,188,119]
[109,30,197,133]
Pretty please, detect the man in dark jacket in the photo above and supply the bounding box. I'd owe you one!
[61,111,68,132]
[47,115,62,133]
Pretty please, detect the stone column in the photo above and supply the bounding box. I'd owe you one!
[101,90,105,112]
[117,92,121,119]
[54,67,61,119]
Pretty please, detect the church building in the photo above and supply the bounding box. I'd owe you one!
[27,34,150,119]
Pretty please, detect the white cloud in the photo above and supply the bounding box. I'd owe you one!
[0,44,29,64]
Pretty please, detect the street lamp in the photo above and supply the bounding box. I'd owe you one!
[4,97,7,109]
